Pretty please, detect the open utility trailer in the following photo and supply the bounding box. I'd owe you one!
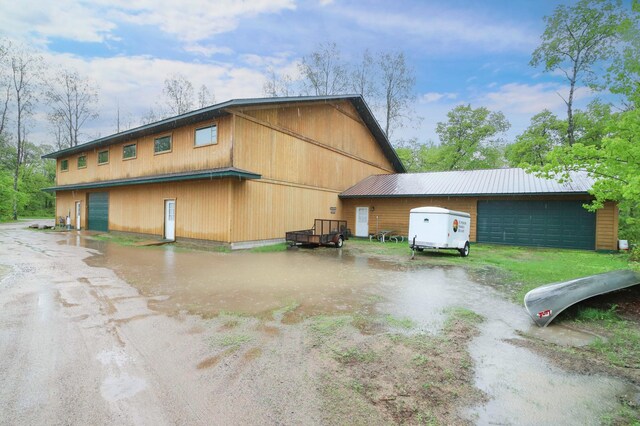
[286,219,348,248]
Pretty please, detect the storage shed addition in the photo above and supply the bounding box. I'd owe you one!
[340,169,618,251]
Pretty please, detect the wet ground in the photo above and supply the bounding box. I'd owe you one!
[0,222,638,425]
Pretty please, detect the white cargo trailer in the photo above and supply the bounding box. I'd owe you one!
[409,207,471,257]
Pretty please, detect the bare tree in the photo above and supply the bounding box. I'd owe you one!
[197,84,216,108]
[45,70,99,148]
[351,49,378,102]
[8,44,42,219]
[378,51,416,138]
[0,40,11,138]
[263,67,295,97]
[140,107,160,125]
[298,42,348,96]
[163,73,194,115]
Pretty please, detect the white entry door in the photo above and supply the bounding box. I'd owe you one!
[355,207,369,237]
[165,200,176,241]
[75,201,81,230]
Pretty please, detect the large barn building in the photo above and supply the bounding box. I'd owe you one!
[43,95,618,251]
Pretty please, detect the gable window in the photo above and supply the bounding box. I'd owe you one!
[60,159,69,172]
[98,150,109,165]
[195,124,217,147]
[77,155,87,169]
[154,135,172,154]
[123,143,137,160]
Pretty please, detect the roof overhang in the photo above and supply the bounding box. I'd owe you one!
[43,167,260,192]
[42,95,406,173]
[339,192,592,199]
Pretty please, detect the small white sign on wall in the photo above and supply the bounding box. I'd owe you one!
[330,207,337,215]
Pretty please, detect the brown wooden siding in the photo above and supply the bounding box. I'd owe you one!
[230,180,341,242]
[231,101,394,188]
[56,116,233,186]
[341,195,618,250]
[55,180,232,242]
[596,201,619,250]
[234,101,392,170]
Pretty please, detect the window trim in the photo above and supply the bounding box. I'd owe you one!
[77,155,87,169]
[154,134,173,155]
[122,143,137,161]
[97,149,110,165]
[60,159,69,172]
[194,123,218,148]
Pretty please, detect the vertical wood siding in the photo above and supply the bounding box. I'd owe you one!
[230,180,341,242]
[56,116,233,186]
[595,201,619,250]
[55,180,232,242]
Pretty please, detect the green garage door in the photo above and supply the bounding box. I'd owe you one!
[477,200,595,250]
[88,192,109,232]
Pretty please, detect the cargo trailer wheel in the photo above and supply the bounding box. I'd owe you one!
[459,242,470,257]
[335,236,344,248]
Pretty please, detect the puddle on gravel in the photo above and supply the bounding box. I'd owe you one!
[60,233,638,423]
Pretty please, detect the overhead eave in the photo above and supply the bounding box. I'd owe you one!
[43,167,261,192]
[339,191,592,199]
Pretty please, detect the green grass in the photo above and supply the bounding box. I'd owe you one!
[210,334,253,348]
[330,346,377,364]
[249,242,289,253]
[90,233,151,246]
[310,315,351,336]
[384,314,416,329]
[347,239,633,301]
[566,305,640,369]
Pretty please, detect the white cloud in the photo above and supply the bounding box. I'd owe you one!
[339,5,537,53]
[479,82,593,115]
[30,51,269,144]
[420,92,457,103]
[183,43,234,57]
[109,0,296,43]
[0,0,116,43]
[2,0,296,44]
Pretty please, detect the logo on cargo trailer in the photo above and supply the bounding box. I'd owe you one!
[452,219,459,232]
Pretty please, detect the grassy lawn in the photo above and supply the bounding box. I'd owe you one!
[346,239,635,301]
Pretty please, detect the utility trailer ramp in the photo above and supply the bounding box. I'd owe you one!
[524,270,640,327]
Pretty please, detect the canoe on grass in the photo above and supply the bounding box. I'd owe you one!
[524,269,640,327]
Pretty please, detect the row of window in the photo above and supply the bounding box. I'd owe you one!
[60,124,218,171]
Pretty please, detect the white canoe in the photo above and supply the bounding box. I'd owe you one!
[524,270,640,327]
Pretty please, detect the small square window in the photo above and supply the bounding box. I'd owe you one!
[123,143,137,160]
[61,159,69,171]
[77,155,87,169]
[98,150,109,165]
[154,135,172,154]
[195,125,218,147]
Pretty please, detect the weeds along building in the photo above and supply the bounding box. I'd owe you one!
[44,95,618,251]
[43,96,405,249]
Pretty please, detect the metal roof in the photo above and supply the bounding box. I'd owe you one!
[43,167,260,192]
[42,95,405,173]
[339,168,594,198]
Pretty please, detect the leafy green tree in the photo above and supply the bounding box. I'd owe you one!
[606,0,640,108]
[505,110,564,167]
[432,104,509,171]
[572,99,613,146]
[536,107,640,241]
[394,139,443,172]
[531,0,625,145]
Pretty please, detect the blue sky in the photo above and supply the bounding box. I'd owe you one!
[1,0,616,146]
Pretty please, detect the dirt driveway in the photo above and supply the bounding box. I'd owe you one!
[0,222,636,425]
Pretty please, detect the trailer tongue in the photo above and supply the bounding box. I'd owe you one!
[524,270,640,327]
